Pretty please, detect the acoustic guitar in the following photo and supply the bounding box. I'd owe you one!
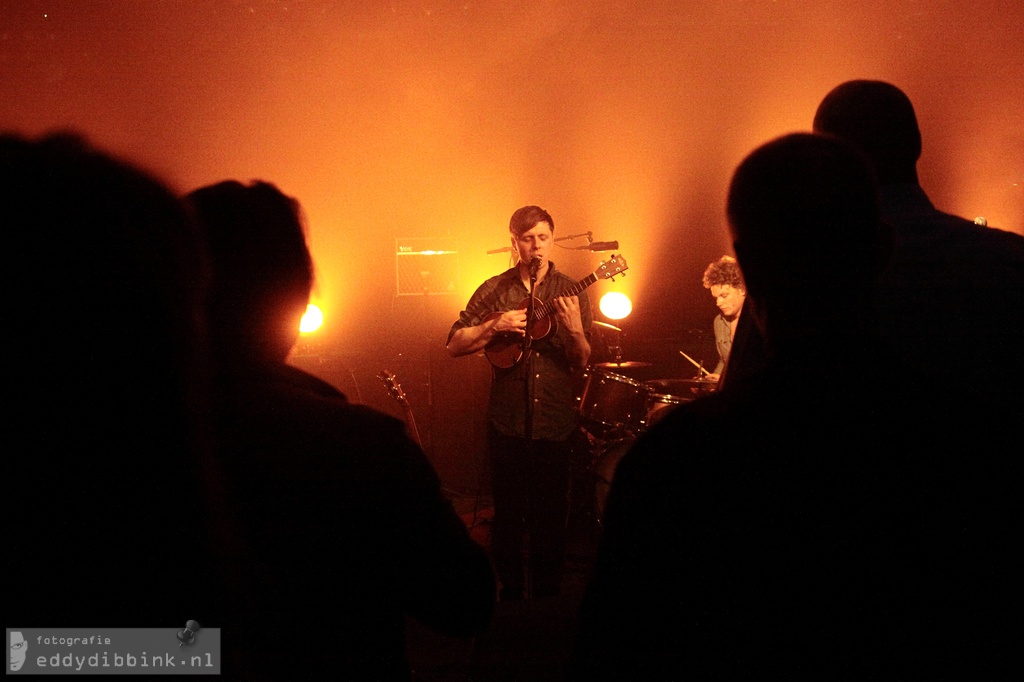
[483,254,629,369]
[377,370,422,448]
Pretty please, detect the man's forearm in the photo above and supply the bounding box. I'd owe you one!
[566,331,591,371]
[447,322,496,357]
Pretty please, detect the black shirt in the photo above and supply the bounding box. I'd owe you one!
[448,261,592,441]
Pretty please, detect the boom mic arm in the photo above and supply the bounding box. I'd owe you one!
[486,233,618,253]
[574,240,618,251]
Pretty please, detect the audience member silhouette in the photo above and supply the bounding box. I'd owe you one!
[4,132,217,627]
[571,133,1015,679]
[185,180,495,680]
[715,296,767,389]
[813,80,1024,412]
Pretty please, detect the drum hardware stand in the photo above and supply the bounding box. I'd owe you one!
[592,320,625,365]
[610,332,624,366]
[405,273,437,456]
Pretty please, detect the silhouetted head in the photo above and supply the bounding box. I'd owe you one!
[812,80,921,186]
[3,131,212,622]
[2,132,207,440]
[186,180,313,364]
[727,133,885,343]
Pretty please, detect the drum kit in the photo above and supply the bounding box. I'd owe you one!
[575,360,718,521]
[577,365,717,437]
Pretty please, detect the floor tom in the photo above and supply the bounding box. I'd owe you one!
[576,367,647,437]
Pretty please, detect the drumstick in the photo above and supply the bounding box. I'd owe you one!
[679,350,712,376]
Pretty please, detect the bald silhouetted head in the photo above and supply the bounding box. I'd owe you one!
[812,80,921,186]
[727,132,885,344]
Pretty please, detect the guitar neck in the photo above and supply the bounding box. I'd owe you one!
[377,370,423,448]
[533,273,599,319]
[403,408,423,449]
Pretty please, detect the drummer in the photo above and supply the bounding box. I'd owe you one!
[701,255,747,382]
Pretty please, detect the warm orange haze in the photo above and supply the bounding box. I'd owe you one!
[3,0,1022,488]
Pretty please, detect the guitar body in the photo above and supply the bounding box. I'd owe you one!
[483,297,557,369]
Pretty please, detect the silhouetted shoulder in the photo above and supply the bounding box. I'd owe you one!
[882,184,1024,249]
[210,362,494,677]
[214,363,426,478]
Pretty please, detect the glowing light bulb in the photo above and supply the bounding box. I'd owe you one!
[299,304,324,333]
[599,292,632,320]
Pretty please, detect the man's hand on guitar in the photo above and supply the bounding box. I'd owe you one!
[463,254,624,368]
[552,295,591,370]
[447,307,528,358]
[553,296,584,335]
[493,308,528,336]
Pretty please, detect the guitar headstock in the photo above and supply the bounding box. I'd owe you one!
[595,254,628,280]
[377,370,410,408]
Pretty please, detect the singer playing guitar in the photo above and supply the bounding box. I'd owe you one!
[447,205,592,601]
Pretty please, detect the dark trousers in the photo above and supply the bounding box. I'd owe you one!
[488,427,572,597]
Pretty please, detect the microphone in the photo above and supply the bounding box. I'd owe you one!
[528,256,541,275]
[577,240,618,252]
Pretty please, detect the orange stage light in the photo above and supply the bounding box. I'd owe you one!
[299,303,324,334]
[599,292,633,321]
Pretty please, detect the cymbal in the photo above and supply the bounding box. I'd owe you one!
[594,361,652,369]
[593,320,623,332]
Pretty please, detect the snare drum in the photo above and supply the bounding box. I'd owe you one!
[641,377,711,431]
[642,392,690,430]
[576,367,647,436]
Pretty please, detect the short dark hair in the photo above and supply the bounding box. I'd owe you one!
[702,255,745,290]
[186,180,313,361]
[509,205,554,237]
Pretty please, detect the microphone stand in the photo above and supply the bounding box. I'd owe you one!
[523,260,539,442]
[487,231,594,254]
[554,231,592,243]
